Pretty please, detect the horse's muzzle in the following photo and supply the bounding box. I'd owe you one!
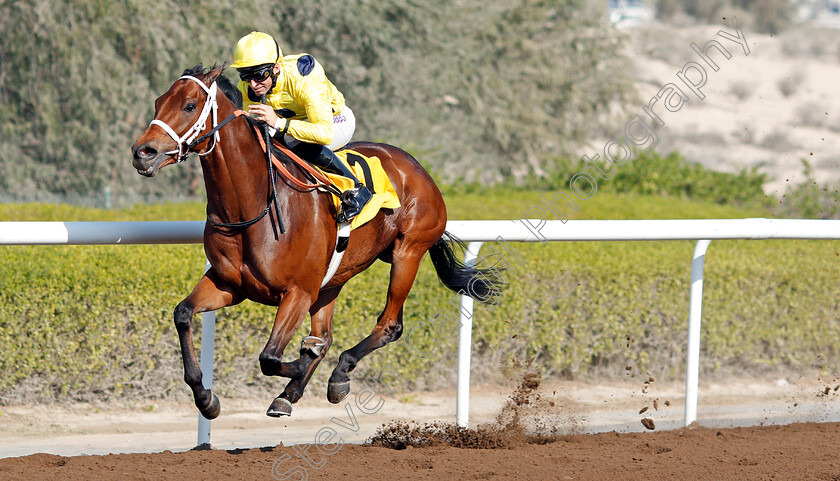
[132,143,164,177]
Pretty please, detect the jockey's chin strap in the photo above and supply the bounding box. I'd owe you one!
[148,75,221,163]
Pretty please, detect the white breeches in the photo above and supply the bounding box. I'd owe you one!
[284,106,356,151]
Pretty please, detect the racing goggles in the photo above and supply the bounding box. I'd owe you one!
[238,65,274,83]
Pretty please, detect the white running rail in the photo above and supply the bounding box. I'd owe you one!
[2,218,839,443]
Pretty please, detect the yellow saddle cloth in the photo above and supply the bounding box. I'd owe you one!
[320,149,401,229]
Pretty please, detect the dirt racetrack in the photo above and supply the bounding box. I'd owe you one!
[0,422,838,480]
[3,373,840,480]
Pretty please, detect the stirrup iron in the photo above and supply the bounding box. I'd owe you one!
[301,335,328,357]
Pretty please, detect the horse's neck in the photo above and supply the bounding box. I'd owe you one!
[201,111,274,224]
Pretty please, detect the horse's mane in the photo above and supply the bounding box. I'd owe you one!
[181,63,301,169]
[182,63,243,109]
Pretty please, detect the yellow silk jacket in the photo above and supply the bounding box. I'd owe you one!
[237,53,346,145]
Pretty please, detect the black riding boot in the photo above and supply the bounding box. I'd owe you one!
[306,146,372,223]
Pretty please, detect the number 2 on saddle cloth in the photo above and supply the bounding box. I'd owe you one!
[318,150,401,229]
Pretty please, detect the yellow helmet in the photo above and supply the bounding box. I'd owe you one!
[232,31,281,69]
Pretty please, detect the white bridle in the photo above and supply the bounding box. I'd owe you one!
[148,75,221,162]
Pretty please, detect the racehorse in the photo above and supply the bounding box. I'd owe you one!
[131,64,502,419]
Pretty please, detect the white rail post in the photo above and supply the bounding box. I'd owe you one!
[197,258,217,447]
[456,241,484,428]
[685,239,711,426]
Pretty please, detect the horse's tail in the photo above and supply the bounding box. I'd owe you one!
[428,232,506,304]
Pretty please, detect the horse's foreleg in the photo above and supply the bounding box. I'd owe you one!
[327,243,426,404]
[277,286,342,407]
[259,287,315,417]
[175,271,241,420]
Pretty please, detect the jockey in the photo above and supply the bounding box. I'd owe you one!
[231,31,371,224]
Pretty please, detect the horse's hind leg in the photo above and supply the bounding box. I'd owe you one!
[175,270,241,420]
[327,241,428,403]
[275,286,342,408]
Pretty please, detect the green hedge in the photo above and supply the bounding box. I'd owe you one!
[1,191,838,404]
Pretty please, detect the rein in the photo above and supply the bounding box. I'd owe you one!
[248,123,343,196]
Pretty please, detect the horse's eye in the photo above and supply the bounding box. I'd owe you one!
[184,103,197,113]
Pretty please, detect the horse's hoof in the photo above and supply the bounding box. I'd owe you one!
[327,381,351,404]
[200,392,221,420]
[266,397,292,417]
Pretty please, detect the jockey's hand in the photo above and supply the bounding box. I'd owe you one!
[247,104,279,126]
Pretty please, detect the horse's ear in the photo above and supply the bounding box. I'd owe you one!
[206,65,224,85]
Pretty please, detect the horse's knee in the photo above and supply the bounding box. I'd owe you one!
[260,352,304,378]
[174,301,194,331]
[259,352,280,376]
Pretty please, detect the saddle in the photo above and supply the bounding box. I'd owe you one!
[313,149,401,229]
[263,138,401,287]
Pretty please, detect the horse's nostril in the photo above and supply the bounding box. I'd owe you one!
[135,145,157,159]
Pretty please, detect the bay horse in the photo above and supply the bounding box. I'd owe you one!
[131,65,501,419]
